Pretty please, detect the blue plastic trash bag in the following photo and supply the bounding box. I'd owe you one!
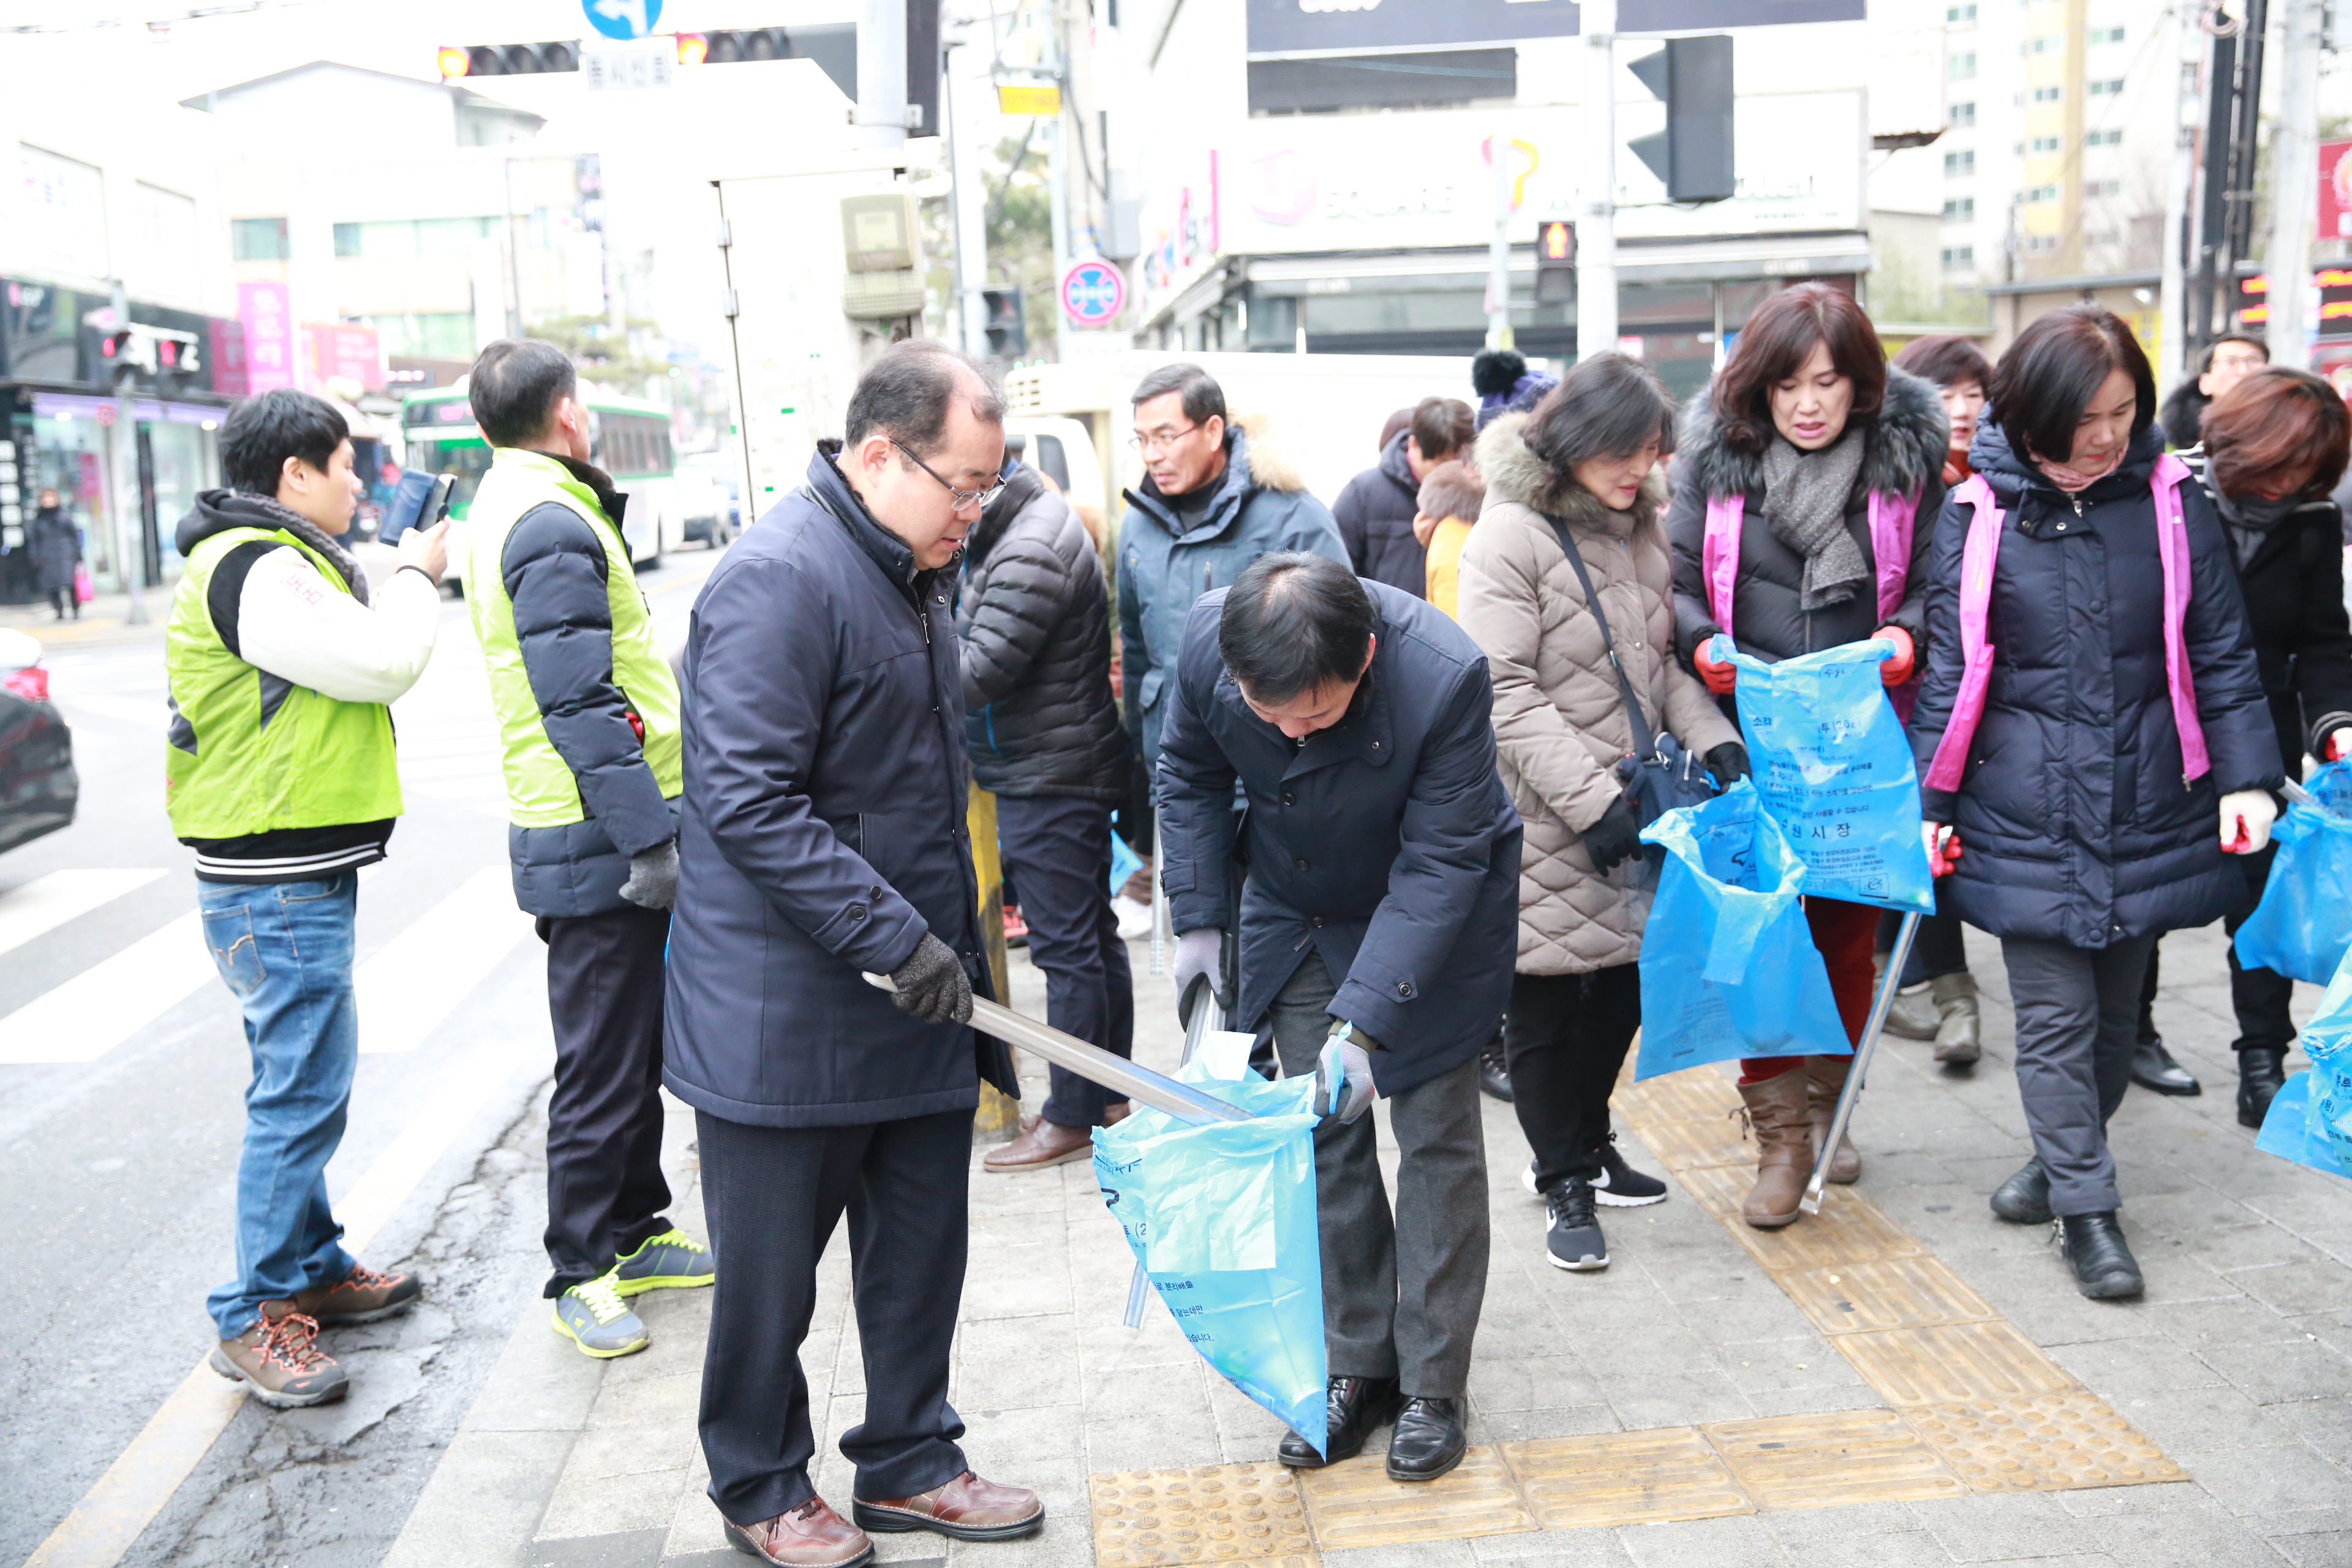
[1109,831,1145,898]
[1634,782,1852,1079]
[2256,942,2352,1177]
[1713,636,1935,914]
[1092,1061,1327,1455]
[2235,761,2352,986]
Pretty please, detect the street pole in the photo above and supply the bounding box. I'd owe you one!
[1485,134,1514,350]
[2158,1,2201,391]
[946,37,990,359]
[858,0,910,151]
[503,157,527,338]
[1576,0,1618,363]
[2268,0,2323,369]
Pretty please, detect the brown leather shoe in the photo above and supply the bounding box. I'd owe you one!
[1736,1069,1812,1230]
[983,1115,1096,1173]
[854,1470,1044,1540]
[293,1261,423,1324]
[723,1498,874,1567]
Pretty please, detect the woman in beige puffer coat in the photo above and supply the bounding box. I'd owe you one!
[1457,355,1744,1274]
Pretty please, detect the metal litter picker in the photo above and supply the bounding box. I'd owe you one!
[1799,910,1921,1216]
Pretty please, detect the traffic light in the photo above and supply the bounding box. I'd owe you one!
[1627,35,1734,204]
[982,290,1027,358]
[439,41,579,77]
[675,24,858,100]
[1535,220,1577,306]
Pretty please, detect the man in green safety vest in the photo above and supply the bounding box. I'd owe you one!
[461,339,713,1360]
[172,388,451,1409]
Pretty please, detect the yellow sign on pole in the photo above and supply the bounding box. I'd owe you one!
[997,82,1062,116]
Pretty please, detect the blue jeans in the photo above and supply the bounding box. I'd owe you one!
[199,874,360,1338]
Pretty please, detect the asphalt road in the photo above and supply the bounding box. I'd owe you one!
[0,543,723,1568]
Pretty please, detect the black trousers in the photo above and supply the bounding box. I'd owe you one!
[2137,843,2296,1054]
[696,1106,973,1526]
[1505,965,1643,1191]
[1879,892,1969,987]
[539,905,674,1296]
[997,793,1134,1127]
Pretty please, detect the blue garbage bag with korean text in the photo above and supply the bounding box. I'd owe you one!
[1092,1057,1327,1455]
[2235,762,2352,986]
[2256,942,2352,1178]
[1635,782,1852,1079]
[1715,636,1935,914]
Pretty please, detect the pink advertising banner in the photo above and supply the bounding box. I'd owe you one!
[237,281,295,394]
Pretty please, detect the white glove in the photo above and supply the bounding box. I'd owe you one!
[2220,790,2278,855]
[1314,1027,1379,1123]
[1173,927,1224,1020]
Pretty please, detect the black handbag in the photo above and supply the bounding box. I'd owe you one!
[1546,516,1718,840]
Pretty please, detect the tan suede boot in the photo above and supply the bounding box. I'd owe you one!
[1806,1055,1863,1185]
[1931,971,1981,1065]
[1737,1069,1813,1229]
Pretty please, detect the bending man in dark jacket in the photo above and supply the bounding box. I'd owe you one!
[960,456,1137,1172]
[1158,552,1520,1485]
[666,343,1041,1567]
[1330,396,1474,598]
[461,340,712,1360]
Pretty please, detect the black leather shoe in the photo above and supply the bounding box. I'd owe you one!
[1989,1158,2052,1226]
[2131,1036,2201,1096]
[1477,1036,1513,1102]
[1386,1396,1466,1482]
[1278,1376,1400,1468]
[2057,1212,2144,1299]
[2238,1047,2288,1129]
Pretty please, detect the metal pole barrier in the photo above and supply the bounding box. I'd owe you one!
[1800,910,1920,1216]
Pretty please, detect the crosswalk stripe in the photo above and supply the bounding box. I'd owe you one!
[0,869,167,960]
[354,868,537,1055]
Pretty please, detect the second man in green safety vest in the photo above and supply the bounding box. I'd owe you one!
[461,338,713,1359]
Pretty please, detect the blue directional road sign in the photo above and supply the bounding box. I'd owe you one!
[584,0,662,41]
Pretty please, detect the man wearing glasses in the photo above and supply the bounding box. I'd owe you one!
[666,341,1043,1566]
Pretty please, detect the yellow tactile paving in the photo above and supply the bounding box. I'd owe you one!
[1838,1320,2078,1408]
[1630,1114,1758,1172]
[1499,1427,1752,1529]
[1907,1394,2188,1493]
[1702,1409,1970,1509]
[1088,1464,1316,1566]
[1776,1256,2000,1336]
[1670,1167,1926,1270]
[1293,1444,1536,1547]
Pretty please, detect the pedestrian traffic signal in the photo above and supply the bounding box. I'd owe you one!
[982,290,1027,358]
[1536,220,1577,306]
[439,41,579,77]
[1626,35,1734,205]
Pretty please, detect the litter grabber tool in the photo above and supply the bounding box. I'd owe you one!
[1801,909,1920,1216]
[1121,970,1231,1326]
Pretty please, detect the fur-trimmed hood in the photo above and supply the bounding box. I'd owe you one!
[1474,411,1668,548]
[1673,364,1949,504]
[1225,415,1305,494]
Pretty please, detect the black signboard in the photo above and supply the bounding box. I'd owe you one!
[0,277,228,398]
[1246,0,1864,56]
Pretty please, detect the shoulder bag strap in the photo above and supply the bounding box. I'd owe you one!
[1546,515,1657,758]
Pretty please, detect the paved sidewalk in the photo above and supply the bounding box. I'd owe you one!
[385,921,2352,1567]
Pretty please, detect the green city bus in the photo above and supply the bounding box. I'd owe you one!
[398,386,682,566]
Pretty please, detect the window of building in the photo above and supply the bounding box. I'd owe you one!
[1947,2,1976,19]
[1942,246,1975,270]
[2026,183,2062,203]
[2088,78,2124,96]
[332,217,502,259]
[2083,179,2122,197]
[1949,51,1977,79]
[2027,235,2061,252]
[368,312,478,359]
[2032,85,2064,102]
[2031,135,2061,153]
[232,217,290,261]
[2090,25,2125,43]
[2029,35,2062,53]
[1945,149,1977,176]
[1948,102,1977,127]
[2086,128,2122,146]
[1944,197,1976,221]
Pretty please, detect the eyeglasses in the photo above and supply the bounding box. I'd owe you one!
[1129,423,1202,454]
[890,439,1004,510]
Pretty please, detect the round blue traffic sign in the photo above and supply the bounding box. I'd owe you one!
[583,0,662,41]
[1060,258,1127,328]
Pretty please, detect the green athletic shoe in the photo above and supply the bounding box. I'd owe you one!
[612,1227,716,1296]
[552,1273,649,1359]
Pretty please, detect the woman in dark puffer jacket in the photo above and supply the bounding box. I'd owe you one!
[1665,282,1950,1229]
[958,456,1136,1172]
[1910,307,2280,1300]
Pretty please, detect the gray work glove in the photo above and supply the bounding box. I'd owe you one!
[1173,926,1225,1022]
[888,932,973,1025]
[1314,1027,1380,1123]
[619,840,679,910]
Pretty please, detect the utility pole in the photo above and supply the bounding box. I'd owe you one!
[2268,0,2323,369]
[1576,0,1618,362]
[858,0,910,151]
[946,32,989,358]
[503,157,527,337]
[1047,0,1071,284]
[1485,135,1514,349]
[2158,1,2201,391]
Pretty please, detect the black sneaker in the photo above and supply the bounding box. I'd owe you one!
[1592,1133,1667,1208]
[1545,1178,1608,1272]
[1477,1036,1513,1102]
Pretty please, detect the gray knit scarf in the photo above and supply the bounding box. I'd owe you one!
[251,495,371,605]
[1761,432,1868,612]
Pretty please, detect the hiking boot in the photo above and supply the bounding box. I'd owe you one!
[983,1115,1096,1173]
[1931,972,1981,1066]
[1736,1069,1812,1229]
[1477,1035,1513,1102]
[1884,981,1939,1041]
[1593,1132,1668,1207]
[1805,1055,1862,1185]
[1990,1158,2053,1225]
[210,1303,348,1409]
[292,1261,421,1325]
[854,1471,1044,1541]
[2057,1212,2144,1299]
[552,1273,649,1358]
[724,1498,874,1567]
[2239,1047,2289,1129]
[1545,1178,1608,1272]
[613,1227,716,1295]
[2132,1036,2202,1096]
